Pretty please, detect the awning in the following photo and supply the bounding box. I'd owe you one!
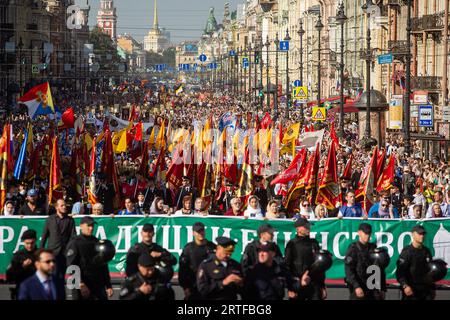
[328,105,360,114]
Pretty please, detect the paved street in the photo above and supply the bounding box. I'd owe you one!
[1,283,449,300]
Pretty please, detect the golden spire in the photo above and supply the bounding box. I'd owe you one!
[153,0,159,30]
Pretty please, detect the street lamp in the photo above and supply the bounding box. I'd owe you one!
[284,29,291,120]
[237,47,241,99]
[298,19,305,126]
[243,44,247,103]
[265,35,270,111]
[274,33,280,120]
[336,1,347,138]
[404,0,412,154]
[259,37,264,110]
[315,13,324,109]
[362,0,373,139]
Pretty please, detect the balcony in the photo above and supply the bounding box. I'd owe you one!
[411,76,442,91]
[412,12,445,32]
[259,0,277,13]
[387,0,404,5]
[388,40,408,56]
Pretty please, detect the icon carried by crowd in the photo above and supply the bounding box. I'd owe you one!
[1,79,449,300]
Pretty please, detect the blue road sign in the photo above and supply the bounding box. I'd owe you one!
[229,50,236,57]
[209,62,218,69]
[293,80,301,87]
[418,105,433,127]
[279,41,290,51]
[377,53,393,65]
[199,54,207,62]
[242,57,249,68]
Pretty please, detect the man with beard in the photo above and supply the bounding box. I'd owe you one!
[17,189,45,215]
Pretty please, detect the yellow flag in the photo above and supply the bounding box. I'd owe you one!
[166,118,173,146]
[155,120,165,150]
[116,130,128,153]
[85,133,93,152]
[148,126,155,149]
[112,130,125,153]
[282,122,300,144]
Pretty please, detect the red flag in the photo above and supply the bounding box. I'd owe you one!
[87,137,98,205]
[376,154,395,192]
[316,142,340,209]
[330,122,339,146]
[356,147,378,213]
[101,129,120,208]
[48,137,62,204]
[60,107,75,129]
[305,143,321,192]
[376,149,386,182]
[340,153,353,181]
[134,121,143,142]
[129,104,136,122]
[260,112,273,130]
[270,148,307,185]
[224,155,238,184]
[139,142,149,176]
[0,124,11,209]
[166,147,184,188]
[149,147,165,179]
[278,122,284,143]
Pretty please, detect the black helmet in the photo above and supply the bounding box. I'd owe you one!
[426,259,448,283]
[93,240,116,265]
[309,250,333,277]
[155,261,174,283]
[369,247,390,269]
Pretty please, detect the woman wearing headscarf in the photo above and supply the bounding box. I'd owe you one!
[265,200,286,219]
[243,195,263,218]
[149,196,168,215]
[2,200,15,216]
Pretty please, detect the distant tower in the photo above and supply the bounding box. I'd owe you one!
[144,0,169,52]
[97,0,117,40]
[153,0,159,30]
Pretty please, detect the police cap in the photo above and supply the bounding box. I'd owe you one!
[257,224,275,236]
[138,254,156,267]
[142,223,154,232]
[294,217,312,229]
[193,222,205,233]
[358,223,372,234]
[21,229,37,241]
[216,237,236,253]
[80,216,97,226]
[411,225,426,235]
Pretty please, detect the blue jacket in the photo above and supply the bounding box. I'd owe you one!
[339,203,364,217]
[368,202,399,218]
[18,273,66,300]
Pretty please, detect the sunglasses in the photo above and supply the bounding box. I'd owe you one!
[41,259,56,264]
[302,203,310,207]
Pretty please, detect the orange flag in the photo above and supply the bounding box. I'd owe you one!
[356,147,378,213]
[48,137,62,204]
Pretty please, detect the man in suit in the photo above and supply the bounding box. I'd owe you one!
[142,177,164,209]
[40,199,76,281]
[18,249,66,300]
[217,182,236,213]
[175,176,198,210]
[253,175,269,214]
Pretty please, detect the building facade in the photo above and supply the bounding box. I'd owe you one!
[144,0,169,53]
[97,0,117,41]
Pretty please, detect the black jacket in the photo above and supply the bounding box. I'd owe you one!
[40,214,76,256]
[125,242,177,277]
[241,240,283,276]
[344,241,386,292]
[396,244,434,293]
[175,187,198,210]
[285,235,325,286]
[119,272,175,300]
[178,240,216,289]
[6,248,37,288]
[196,256,242,300]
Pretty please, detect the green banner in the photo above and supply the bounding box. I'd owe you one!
[1,216,450,280]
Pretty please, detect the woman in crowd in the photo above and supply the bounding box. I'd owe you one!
[2,200,15,216]
[174,196,194,215]
[265,200,286,219]
[243,195,263,218]
[150,196,169,215]
[92,203,104,215]
[313,204,328,220]
[368,199,394,219]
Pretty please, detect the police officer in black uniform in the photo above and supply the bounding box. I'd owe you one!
[285,218,327,300]
[65,216,113,300]
[243,242,297,300]
[241,224,283,276]
[6,230,38,300]
[119,254,175,300]
[196,237,243,300]
[344,223,387,300]
[396,225,435,300]
[179,222,216,300]
[125,223,177,277]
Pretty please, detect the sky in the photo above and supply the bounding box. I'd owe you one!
[78,0,242,43]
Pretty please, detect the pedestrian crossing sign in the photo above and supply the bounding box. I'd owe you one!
[312,107,327,121]
[292,86,308,102]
